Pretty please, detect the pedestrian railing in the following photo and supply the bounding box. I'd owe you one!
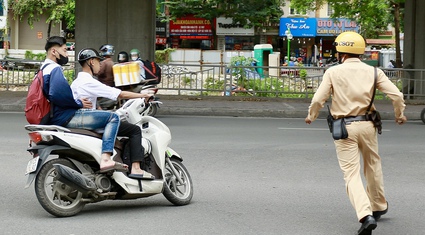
[1,59,425,101]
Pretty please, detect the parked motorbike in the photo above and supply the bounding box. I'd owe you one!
[24,98,193,217]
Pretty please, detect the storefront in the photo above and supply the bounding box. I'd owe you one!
[316,18,359,64]
[169,15,213,49]
[216,17,256,51]
[279,17,359,66]
[0,15,6,49]
[279,18,316,65]
[156,18,167,50]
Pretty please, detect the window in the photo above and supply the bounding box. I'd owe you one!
[0,0,4,16]
[327,3,334,16]
[290,8,306,15]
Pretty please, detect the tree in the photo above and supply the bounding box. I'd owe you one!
[8,0,75,38]
[163,0,285,48]
[290,0,404,68]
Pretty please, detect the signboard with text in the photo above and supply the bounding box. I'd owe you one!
[216,17,254,36]
[169,16,213,36]
[156,19,167,37]
[279,18,316,37]
[316,18,359,36]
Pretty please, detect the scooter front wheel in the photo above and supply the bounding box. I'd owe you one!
[421,108,425,124]
[147,103,158,116]
[34,158,85,217]
[163,158,193,205]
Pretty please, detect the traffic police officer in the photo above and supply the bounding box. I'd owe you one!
[305,32,407,235]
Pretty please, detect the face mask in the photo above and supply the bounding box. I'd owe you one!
[131,56,138,61]
[57,53,69,65]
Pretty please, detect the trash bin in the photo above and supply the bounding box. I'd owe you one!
[254,44,273,77]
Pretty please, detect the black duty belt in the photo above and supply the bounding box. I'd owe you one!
[344,115,367,125]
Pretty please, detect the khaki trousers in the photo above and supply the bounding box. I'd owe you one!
[334,121,388,221]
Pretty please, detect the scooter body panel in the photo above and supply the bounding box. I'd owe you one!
[25,144,71,188]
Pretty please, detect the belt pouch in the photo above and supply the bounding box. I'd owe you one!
[332,118,348,140]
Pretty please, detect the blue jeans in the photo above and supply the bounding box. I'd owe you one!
[66,109,120,153]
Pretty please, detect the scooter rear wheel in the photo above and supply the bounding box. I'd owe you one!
[163,158,193,205]
[34,158,85,217]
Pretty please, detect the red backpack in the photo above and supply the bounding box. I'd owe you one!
[25,64,52,124]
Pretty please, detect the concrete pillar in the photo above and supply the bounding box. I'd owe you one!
[75,0,155,61]
[403,0,425,97]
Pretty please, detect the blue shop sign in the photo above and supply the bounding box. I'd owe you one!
[316,18,359,36]
[279,18,316,37]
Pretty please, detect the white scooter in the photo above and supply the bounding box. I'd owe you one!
[24,98,193,217]
[98,84,162,117]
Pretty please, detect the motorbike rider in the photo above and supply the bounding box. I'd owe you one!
[305,32,407,235]
[98,44,115,87]
[97,44,118,109]
[41,36,127,173]
[72,48,155,179]
[117,51,129,63]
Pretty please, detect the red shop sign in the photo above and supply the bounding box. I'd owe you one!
[156,37,167,45]
[169,16,213,36]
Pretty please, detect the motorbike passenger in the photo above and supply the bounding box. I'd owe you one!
[41,36,128,173]
[72,48,155,179]
[130,48,146,79]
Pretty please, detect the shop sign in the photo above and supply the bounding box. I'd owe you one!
[279,18,316,37]
[156,19,167,37]
[316,18,359,36]
[216,17,254,36]
[156,37,167,45]
[169,16,213,36]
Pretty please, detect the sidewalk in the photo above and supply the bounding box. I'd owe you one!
[0,90,423,120]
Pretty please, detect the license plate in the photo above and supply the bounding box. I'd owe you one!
[25,156,40,175]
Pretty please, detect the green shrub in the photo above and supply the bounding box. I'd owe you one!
[204,76,224,90]
[24,50,46,60]
[246,78,285,97]
[229,56,257,88]
[155,48,175,64]
[63,69,75,84]
[181,76,192,85]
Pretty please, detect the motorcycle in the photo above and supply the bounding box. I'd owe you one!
[24,98,193,217]
[98,81,162,117]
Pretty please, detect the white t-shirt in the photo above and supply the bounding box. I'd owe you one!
[71,72,122,109]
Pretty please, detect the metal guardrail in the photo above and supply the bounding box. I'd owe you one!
[1,59,425,101]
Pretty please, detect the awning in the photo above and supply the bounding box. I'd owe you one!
[366,39,395,45]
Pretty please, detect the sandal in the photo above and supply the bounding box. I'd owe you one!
[128,171,155,180]
[99,161,129,173]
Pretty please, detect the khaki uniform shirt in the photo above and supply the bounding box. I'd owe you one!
[307,58,405,121]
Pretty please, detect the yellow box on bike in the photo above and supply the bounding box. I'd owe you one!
[113,62,142,86]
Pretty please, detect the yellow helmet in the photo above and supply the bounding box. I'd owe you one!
[334,32,365,55]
